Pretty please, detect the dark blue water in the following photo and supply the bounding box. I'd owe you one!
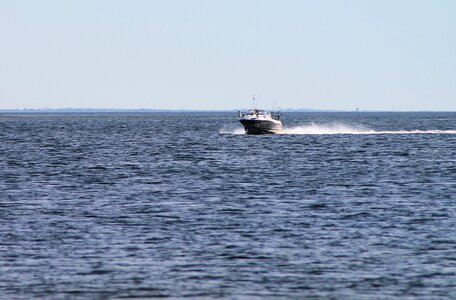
[1,112,456,299]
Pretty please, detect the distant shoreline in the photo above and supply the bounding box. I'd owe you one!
[0,108,455,113]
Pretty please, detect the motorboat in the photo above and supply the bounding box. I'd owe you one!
[238,109,283,134]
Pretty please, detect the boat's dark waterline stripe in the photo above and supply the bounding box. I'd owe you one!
[240,119,282,135]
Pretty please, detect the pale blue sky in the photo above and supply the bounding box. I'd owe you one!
[1,0,455,110]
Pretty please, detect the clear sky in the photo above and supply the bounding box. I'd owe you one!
[0,0,455,110]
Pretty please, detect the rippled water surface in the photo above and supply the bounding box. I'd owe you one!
[1,112,456,299]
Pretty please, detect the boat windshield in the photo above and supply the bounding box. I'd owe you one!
[247,109,270,116]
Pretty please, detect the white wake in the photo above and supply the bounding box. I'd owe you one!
[282,123,456,135]
[219,126,245,135]
[220,123,456,135]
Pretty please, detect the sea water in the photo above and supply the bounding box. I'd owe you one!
[1,112,456,299]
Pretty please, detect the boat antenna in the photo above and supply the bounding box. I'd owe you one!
[253,93,256,109]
